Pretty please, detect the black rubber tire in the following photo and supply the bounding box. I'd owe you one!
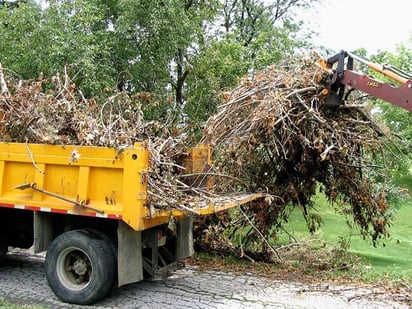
[80,229,117,264]
[45,230,116,305]
[80,228,118,288]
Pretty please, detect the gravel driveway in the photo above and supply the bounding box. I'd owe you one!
[0,249,409,309]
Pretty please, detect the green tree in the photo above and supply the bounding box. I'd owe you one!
[113,0,218,106]
[371,46,412,137]
[0,0,28,9]
[368,46,412,184]
[107,0,220,126]
[0,0,117,95]
[0,1,42,78]
[0,0,315,126]
[38,0,117,95]
[184,0,313,128]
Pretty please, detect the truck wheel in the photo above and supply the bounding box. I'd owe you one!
[81,228,117,264]
[45,230,116,305]
[81,228,118,288]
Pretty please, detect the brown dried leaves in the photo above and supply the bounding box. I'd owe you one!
[0,72,146,146]
[0,68,198,210]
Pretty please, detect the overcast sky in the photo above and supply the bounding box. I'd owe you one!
[301,0,412,53]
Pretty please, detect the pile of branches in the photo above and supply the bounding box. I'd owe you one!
[0,67,147,146]
[0,56,398,255]
[200,55,395,251]
[0,65,210,210]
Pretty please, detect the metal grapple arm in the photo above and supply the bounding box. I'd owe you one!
[321,50,412,111]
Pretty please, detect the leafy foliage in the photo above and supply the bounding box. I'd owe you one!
[0,0,312,122]
[185,0,308,129]
[0,1,43,78]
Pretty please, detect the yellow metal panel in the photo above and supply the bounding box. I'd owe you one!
[182,144,213,189]
[5,162,35,198]
[140,216,170,230]
[33,164,45,201]
[198,193,265,214]
[185,144,211,172]
[44,165,78,197]
[0,142,126,214]
[0,161,5,196]
[0,143,124,168]
[0,141,261,232]
[77,166,90,203]
[153,193,264,219]
[88,167,124,203]
[122,143,149,231]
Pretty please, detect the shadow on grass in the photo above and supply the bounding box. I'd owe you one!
[355,251,409,268]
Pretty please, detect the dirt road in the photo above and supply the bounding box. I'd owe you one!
[0,249,410,309]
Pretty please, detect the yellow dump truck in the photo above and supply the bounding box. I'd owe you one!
[0,141,261,305]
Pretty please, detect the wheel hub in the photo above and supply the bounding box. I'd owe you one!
[72,258,88,276]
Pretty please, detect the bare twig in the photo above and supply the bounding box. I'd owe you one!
[25,140,45,174]
[238,206,282,262]
[0,63,10,98]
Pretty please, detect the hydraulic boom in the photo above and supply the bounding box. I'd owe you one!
[319,50,412,111]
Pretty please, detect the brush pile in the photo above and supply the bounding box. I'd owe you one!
[200,55,393,244]
[0,65,205,210]
[0,55,395,245]
[0,67,149,146]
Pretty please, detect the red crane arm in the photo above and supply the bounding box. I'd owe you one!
[322,50,412,111]
[340,70,412,111]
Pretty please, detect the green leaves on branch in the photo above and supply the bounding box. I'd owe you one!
[0,0,313,121]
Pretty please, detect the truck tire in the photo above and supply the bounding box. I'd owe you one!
[45,229,116,305]
[81,228,117,264]
[80,228,118,288]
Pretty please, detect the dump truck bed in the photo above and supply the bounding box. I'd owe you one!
[0,142,262,231]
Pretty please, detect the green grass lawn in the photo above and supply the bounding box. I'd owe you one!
[0,299,45,309]
[278,194,412,284]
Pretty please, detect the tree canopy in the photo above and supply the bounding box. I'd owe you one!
[0,0,313,122]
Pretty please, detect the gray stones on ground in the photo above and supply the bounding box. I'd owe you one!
[0,250,408,309]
